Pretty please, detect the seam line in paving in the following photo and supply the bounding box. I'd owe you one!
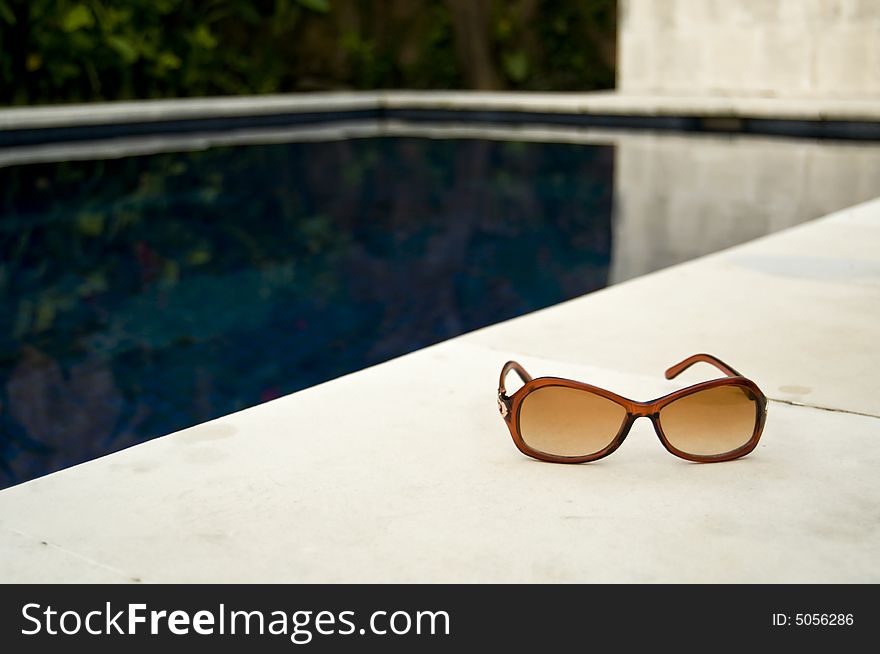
[3,526,138,583]
[765,398,880,421]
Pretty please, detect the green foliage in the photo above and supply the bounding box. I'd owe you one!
[0,0,616,106]
[494,0,616,90]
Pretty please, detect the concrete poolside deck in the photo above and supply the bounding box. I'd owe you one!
[1,196,878,583]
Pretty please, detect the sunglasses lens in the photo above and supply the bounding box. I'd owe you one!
[519,386,627,457]
[659,385,760,457]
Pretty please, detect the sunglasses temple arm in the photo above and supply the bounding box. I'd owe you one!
[499,360,533,397]
[664,353,743,380]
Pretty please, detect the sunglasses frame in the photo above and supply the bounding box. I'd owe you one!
[498,353,768,464]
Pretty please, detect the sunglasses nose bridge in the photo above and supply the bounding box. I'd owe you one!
[629,401,657,419]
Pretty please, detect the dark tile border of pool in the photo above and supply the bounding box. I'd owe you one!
[1,107,879,147]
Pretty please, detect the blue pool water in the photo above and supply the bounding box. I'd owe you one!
[0,137,614,487]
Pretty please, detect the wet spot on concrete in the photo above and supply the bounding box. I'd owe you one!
[181,447,227,464]
[174,422,236,445]
[728,254,880,282]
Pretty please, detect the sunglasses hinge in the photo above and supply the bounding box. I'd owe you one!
[497,391,510,418]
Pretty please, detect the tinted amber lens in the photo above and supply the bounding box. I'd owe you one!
[659,385,759,456]
[518,386,627,457]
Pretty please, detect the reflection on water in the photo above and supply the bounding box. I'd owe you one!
[0,137,614,487]
[609,132,880,283]
[3,129,879,488]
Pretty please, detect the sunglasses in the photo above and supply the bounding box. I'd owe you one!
[498,353,768,463]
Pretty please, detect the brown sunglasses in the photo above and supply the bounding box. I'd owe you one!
[498,353,768,464]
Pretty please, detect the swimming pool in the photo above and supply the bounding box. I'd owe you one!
[2,127,879,488]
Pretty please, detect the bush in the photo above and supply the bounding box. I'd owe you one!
[0,0,616,105]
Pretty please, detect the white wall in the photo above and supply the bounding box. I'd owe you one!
[618,0,880,97]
